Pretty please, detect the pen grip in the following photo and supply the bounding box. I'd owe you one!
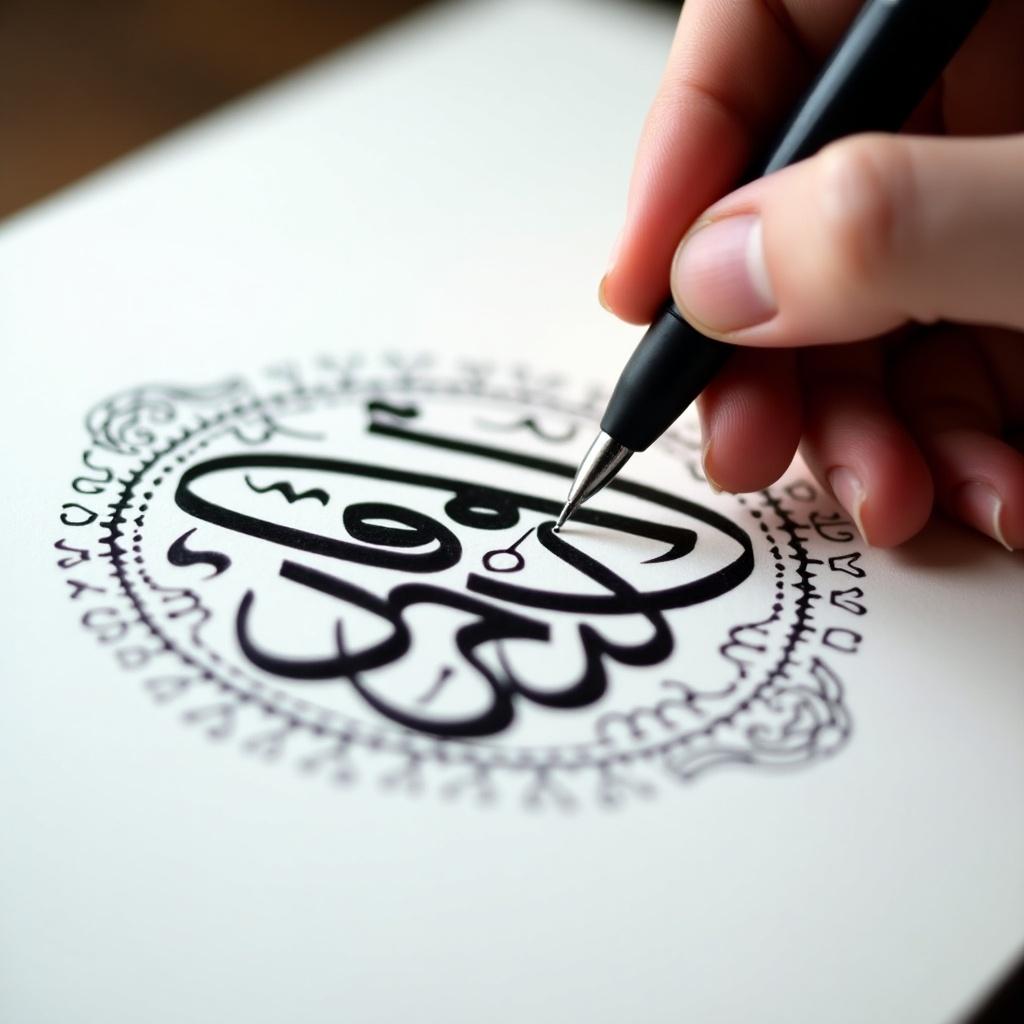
[600,305,731,452]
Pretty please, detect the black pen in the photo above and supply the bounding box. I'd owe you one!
[556,0,991,530]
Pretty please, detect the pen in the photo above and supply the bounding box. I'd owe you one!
[556,0,992,531]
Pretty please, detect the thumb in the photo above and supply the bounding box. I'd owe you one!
[669,133,1024,346]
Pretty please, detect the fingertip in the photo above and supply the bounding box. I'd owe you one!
[953,482,1015,551]
[848,444,934,548]
[599,263,664,326]
[891,328,1024,550]
[802,386,934,548]
[925,430,1024,551]
[670,214,779,339]
[698,349,801,493]
[817,447,933,549]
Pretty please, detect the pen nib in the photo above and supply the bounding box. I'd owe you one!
[555,431,632,531]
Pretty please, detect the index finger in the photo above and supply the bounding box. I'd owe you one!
[602,0,862,325]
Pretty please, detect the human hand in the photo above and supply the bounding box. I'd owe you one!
[600,0,1024,549]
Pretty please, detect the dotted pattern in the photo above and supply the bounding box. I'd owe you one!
[87,370,837,791]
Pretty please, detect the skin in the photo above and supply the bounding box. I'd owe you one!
[600,0,1024,550]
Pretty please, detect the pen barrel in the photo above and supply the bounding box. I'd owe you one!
[750,0,993,179]
[600,305,731,452]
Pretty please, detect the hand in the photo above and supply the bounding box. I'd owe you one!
[600,0,1024,550]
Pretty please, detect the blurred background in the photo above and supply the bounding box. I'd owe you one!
[0,0,680,222]
[0,0,432,219]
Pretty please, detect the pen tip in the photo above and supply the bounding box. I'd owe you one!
[554,432,633,535]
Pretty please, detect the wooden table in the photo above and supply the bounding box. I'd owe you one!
[0,0,426,220]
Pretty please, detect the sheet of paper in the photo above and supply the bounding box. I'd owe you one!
[2,2,1021,1021]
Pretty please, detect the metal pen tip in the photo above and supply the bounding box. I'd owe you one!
[555,431,633,531]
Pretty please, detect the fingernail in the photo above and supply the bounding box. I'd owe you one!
[954,482,1013,551]
[606,228,623,274]
[828,467,868,542]
[672,215,776,333]
[697,404,723,493]
[702,439,723,494]
[598,229,624,313]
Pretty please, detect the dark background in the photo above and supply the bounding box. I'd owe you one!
[0,0,428,219]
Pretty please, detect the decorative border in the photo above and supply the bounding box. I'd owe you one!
[54,356,865,808]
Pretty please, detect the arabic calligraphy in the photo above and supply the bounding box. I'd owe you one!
[54,356,863,806]
[172,417,753,736]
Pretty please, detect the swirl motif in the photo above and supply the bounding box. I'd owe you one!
[85,380,245,454]
[56,356,863,807]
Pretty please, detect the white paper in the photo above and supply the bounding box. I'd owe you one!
[1,2,1022,1022]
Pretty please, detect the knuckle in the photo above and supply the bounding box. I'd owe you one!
[814,136,914,298]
